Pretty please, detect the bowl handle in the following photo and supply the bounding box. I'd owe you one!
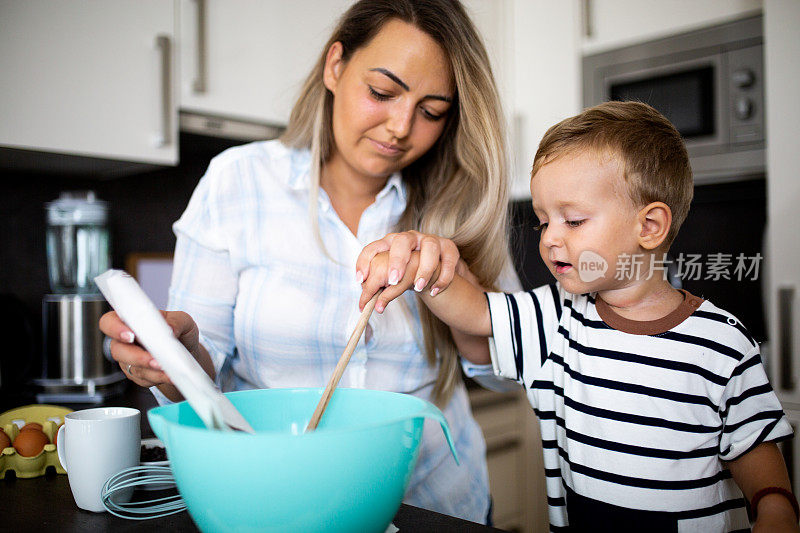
[418,403,459,465]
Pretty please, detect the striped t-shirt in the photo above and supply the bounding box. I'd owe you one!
[485,283,793,532]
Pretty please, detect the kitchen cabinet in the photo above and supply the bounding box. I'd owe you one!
[580,0,762,54]
[0,0,179,166]
[464,0,582,200]
[763,0,800,408]
[178,0,352,125]
[469,386,549,533]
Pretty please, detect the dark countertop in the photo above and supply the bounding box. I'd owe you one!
[2,471,504,532]
[2,383,506,532]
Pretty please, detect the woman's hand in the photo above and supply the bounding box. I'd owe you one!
[359,251,424,313]
[99,310,210,389]
[356,230,460,299]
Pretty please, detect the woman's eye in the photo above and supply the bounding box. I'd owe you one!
[368,86,391,101]
[533,222,548,232]
[566,219,585,228]
[420,107,445,121]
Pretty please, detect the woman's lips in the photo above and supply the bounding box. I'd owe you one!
[369,138,405,156]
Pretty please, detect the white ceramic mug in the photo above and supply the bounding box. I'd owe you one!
[56,407,140,512]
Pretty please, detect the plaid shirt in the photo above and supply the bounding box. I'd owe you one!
[154,139,493,522]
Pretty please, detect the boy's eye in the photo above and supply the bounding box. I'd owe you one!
[368,86,392,101]
[566,219,585,228]
[533,222,548,232]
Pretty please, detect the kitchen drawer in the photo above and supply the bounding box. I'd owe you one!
[487,437,524,530]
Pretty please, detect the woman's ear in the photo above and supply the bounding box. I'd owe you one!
[322,41,345,93]
[637,201,672,250]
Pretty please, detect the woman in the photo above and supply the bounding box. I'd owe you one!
[100,0,514,522]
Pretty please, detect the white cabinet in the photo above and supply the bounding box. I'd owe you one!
[764,0,800,407]
[581,0,762,54]
[0,0,179,166]
[178,0,352,125]
[464,0,582,200]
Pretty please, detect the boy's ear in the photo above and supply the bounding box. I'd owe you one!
[637,201,672,250]
[322,41,345,94]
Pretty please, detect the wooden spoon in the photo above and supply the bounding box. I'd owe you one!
[305,289,384,432]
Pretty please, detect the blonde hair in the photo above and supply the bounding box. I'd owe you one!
[532,101,693,248]
[281,0,510,406]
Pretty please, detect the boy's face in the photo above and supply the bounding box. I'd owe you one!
[530,149,641,294]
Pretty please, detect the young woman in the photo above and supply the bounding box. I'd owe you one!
[100,0,515,522]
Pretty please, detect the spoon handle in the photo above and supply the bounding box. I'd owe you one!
[305,289,383,432]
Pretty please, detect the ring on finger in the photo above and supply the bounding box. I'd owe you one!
[127,363,133,375]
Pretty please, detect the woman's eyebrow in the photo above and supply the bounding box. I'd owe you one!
[369,67,453,103]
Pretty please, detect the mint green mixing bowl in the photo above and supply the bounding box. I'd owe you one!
[148,388,458,533]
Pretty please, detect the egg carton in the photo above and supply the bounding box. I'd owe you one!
[0,404,73,478]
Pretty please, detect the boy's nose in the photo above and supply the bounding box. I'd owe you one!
[541,226,563,248]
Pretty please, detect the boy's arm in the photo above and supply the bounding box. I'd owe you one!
[728,442,799,531]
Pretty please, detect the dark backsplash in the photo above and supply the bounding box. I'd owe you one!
[0,134,767,384]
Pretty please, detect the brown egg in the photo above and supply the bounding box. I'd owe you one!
[0,428,10,450]
[20,422,43,432]
[13,428,48,457]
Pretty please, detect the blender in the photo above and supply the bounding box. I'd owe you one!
[34,191,125,403]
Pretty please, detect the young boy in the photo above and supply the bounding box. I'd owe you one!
[358,102,798,531]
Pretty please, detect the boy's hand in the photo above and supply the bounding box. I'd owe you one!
[355,231,459,297]
[359,251,433,313]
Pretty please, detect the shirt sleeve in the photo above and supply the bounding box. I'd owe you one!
[485,283,562,385]
[166,157,241,392]
[459,255,523,389]
[718,345,794,461]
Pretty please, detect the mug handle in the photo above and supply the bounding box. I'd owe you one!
[56,424,67,472]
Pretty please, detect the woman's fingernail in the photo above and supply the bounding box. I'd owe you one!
[356,271,364,284]
[121,331,135,343]
[149,359,162,370]
[388,269,400,286]
[376,302,385,313]
[430,287,440,297]
[414,278,426,292]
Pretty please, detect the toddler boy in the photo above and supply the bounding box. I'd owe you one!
[360,102,797,531]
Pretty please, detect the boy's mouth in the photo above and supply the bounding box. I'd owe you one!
[554,260,572,274]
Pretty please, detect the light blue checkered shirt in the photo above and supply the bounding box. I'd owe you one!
[154,139,496,522]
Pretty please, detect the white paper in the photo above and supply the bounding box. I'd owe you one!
[95,269,254,433]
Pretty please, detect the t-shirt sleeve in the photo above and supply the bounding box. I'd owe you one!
[485,283,562,385]
[718,345,794,461]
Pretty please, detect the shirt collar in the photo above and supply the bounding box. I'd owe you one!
[285,146,407,208]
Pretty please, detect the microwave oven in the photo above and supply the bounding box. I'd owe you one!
[583,15,763,184]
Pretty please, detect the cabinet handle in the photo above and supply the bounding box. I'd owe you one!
[154,34,172,148]
[192,0,206,93]
[581,0,593,38]
[778,286,795,391]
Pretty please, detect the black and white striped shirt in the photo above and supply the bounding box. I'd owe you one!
[486,283,793,532]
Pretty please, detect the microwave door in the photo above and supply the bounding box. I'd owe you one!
[601,54,727,155]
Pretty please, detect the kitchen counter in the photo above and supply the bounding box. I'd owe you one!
[2,384,506,532]
[3,471,505,532]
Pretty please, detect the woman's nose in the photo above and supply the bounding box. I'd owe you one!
[386,102,414,139]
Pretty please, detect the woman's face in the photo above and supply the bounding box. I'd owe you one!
[323,19,455,182]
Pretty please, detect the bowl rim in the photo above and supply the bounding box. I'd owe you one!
[148,387,438,439]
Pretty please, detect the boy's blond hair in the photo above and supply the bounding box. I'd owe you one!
[532,101,693,248]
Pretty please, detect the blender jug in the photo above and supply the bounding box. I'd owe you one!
[46,191,109,294]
